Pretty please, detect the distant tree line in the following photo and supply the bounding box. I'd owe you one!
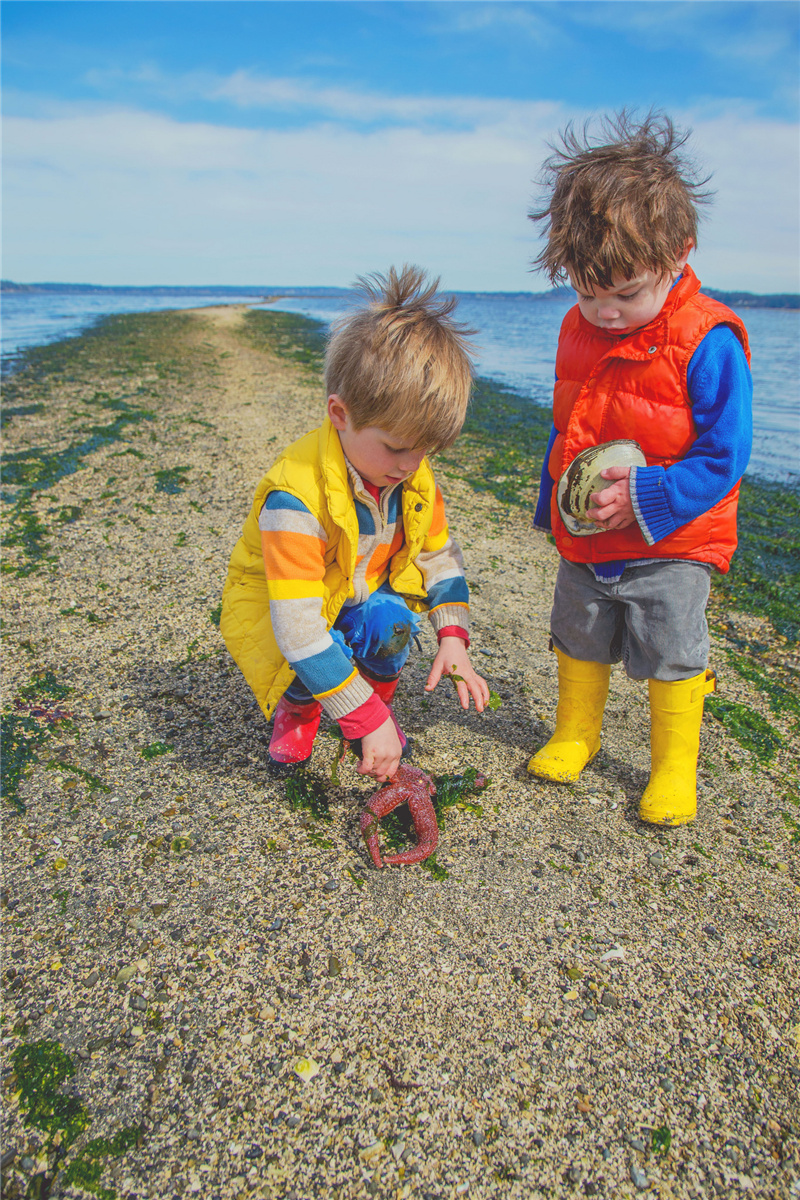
[2,279,798,309]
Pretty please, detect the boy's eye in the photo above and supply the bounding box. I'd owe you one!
[619,290,641,301]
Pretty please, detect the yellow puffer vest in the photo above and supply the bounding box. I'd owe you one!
[220,417,438,719]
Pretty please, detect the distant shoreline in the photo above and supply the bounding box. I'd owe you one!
[2,278,798,310]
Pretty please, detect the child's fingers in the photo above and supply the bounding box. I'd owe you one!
[425,660,444,691]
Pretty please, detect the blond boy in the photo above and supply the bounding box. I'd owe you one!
[221,266,488,782]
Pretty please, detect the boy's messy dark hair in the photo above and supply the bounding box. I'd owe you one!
[529,110,713,290]
[324,265,474,454]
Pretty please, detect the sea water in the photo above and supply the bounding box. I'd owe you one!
[2,286,797,485]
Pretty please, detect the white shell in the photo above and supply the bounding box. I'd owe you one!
[556,440,647,536]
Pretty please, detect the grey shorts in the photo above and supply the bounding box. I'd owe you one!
[550,558,713,681]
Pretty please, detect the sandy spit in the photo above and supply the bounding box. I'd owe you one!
[1,305,798,1200]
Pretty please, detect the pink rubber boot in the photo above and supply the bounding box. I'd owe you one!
[268,695,323,772]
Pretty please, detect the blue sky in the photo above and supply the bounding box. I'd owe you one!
[3,1,798,291]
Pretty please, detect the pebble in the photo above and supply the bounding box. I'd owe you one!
[630,1162,649,1190]
[581,1007,597,1022]
[327,955,342,977]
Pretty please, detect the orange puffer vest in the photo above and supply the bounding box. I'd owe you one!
[549,266,750,574]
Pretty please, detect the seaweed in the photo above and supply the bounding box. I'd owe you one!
[9,1040,140,1199]
[284,770,331,822]
[154,465,191,495]
[710,477,800,643]
[706,697,784,763]
[2,673,73,813]
[238,309,327,372]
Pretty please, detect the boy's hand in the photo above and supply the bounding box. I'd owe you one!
[425,637,491,712]
[587,465,636,530]
[358,716,403,783]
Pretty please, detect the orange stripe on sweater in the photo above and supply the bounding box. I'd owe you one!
[261,529,326,582]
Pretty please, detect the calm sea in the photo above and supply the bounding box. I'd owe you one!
[2,286,797,485]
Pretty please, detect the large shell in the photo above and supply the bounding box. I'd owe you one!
[556,440,647,536]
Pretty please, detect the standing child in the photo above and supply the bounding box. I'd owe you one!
[527,111,752,826]
[221,266,489,783]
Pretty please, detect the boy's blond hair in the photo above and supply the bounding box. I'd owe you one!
[324,265,474,453]
[530,110,712,291]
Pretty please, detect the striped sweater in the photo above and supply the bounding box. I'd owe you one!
[259,457,469,725]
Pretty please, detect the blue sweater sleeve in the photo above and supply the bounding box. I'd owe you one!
[630,325,753,545]
[533,423,559,531]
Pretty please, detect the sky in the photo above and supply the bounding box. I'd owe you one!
[2,0,799,293]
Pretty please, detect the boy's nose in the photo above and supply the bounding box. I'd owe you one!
[597,302,621,320]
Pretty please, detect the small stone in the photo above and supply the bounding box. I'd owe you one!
[472,1128,485,1147]
[115,965,137,986]
[581,1007,597,1022]
[327,955,342,977]
[626,1136,646,1152]
[130,994,147,1012]
[567,1164,581,1183]
[85,970,99,987]
[648,851,665,867]
[566,967,584,982]
[574,849,586,864]
[630,1161,648,1190]
[601,990,620,1009]
[286,1114,301,1128]
[368,1087,383,1102]
[323,878,338,893]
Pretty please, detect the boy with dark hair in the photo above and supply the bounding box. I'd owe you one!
[221,266,489,783]
[527,111,752,826]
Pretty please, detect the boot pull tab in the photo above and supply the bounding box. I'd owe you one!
[693,668,717,703]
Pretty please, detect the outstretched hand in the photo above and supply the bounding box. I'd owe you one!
[586,465,636,530]
[425,636,490,712]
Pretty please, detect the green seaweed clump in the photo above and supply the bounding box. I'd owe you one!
[284,771,331,822]
[712,477,800,643]
[706,696,783,763]
[61,1129,140,1200]
[9,1040,141,1199]
[11,1039,89,1147]
[431,767,490,822]
[140,740,174,760]
[2,673,73,813]
[240,309,327,373]
[153,465,190,494]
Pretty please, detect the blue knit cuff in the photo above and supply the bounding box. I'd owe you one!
[629,465,678,547]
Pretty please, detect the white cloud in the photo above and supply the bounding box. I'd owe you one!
[3,100,797,291]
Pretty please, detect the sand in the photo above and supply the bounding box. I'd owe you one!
[1,304,798,1199]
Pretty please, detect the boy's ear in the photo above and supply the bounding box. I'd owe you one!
[327,394,349,431]
[677,240,694,269]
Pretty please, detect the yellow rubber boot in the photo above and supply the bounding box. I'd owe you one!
[527,651,610,783]
[639,669,716,826]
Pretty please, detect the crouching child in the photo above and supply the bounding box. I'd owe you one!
[221,265,490,783]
